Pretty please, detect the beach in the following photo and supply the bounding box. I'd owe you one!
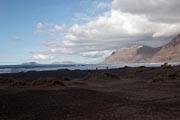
[0,65,180,120]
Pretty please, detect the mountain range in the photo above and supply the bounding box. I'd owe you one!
[102,34,180,64]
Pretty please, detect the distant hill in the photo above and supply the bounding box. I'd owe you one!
[102,34,180,64]
[21,62,39,65]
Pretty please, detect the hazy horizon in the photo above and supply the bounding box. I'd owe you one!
[1,0,180,65]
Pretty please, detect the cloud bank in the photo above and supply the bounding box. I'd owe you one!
[33,53,54,60]
[112,0,180,23]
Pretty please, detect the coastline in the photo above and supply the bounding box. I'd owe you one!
[1,63,179,74]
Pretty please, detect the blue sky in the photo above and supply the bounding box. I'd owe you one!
[0,0,111,64]
[0,0,180,65]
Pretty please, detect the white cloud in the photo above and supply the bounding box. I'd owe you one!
[33,54,54,60]
[34,22,66,36]
[112,0,180,23]
[80,50,112,58]
[73,13,94,22]
[33,0,180,62]
[153,23,180,37]
[36,22,43,29]
[94,1,111,9]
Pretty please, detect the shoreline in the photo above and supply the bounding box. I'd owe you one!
[1,62,179,74]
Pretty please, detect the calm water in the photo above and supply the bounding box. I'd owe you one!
[0,63,178,74]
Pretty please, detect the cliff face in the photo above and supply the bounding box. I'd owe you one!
[103,45,143,64]
[102,34,180,64]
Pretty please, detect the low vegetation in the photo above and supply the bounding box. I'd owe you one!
[83,72,120,81]
[161,63,172,69]
[103,72,120,79]
[63,77,72,81]
[0,77,29,86]
[168,72,180,79]
[0,77,15,84]
[139,66,146,68]
[152,75,167,83]
[31,77,65,86]
[152,70,180,83]
[11,80,28,86]
[123,66,130,69]
[125,74,136,79]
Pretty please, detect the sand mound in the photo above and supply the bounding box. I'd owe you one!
[82,72,120,82]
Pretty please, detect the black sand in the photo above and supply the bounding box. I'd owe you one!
[0,66,180,120]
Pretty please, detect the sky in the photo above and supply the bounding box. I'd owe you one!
[0,0,180,65]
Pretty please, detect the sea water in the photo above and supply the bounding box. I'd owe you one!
[0,63,178,74]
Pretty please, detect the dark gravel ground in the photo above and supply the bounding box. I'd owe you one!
[0,66,180,120]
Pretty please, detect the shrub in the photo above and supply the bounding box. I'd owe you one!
[31,77,65,86]
[0,77,29,86]
[168,72,180,80]
[0,77,16,84]
[103,72,120,79]
[63,77,72,81]
[51,80,65,86]
[152,75,167,83]
[11,80,28,86]
[149,68,155,70]
[139,66,146,68]
[124,66,130,69]
[64,69,71,72]
[161,63,172,69]
[126,74,135,79]
[83,72,120,81]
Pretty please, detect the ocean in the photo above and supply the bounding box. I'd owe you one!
[0,63,178,74]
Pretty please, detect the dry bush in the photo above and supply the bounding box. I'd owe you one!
[139,66,146,68]
[152,75,167,83]
[124,66,130,69]
[83,72,120,81]
[0,77,29,86]
[103,72,120,79]
[161,63,172,69]
[63,77,72,81]
[125,74,136,79]
[168,72,180,80]
[31,77,65,86]
[0,77,15,84]
[11,80,28,86]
